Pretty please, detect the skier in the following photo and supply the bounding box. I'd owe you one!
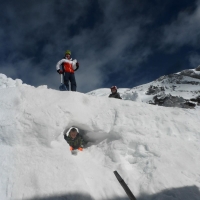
[64,127,85,151]
[56,50,79,91]
[108,86,122,99]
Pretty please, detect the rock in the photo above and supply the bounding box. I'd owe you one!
[146,85,165,95]
[180,69,200,79]
[190,96,200,104]
[196,65,200,71]
[152,94,196,109]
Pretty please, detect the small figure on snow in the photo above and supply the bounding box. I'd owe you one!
[64,127,85,151]
[56,50,79,91]
[108,86,122,99]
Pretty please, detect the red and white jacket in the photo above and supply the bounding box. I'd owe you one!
[56,58,78,73]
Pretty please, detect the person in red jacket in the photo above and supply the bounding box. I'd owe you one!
[56,50,79,91]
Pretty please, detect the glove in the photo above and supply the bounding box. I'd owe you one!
[69,146,74,151]
[78,147,83,151]
[57,69,63,74]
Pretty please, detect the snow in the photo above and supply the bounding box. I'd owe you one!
[0,74,23,88]
[88,74,200,104]
[0,74,200,200]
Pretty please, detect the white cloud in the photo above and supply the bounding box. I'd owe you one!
[162,0,200,49]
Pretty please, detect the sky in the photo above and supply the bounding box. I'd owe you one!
[1,0,200,92]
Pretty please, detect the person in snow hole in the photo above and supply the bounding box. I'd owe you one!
[108,86,122,99]
[64,127,85,151]
[56,50,79,91]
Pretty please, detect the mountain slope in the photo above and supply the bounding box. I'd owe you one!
[0,74,200,200]
[87,66,200,108]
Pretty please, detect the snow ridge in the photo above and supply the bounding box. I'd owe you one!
[0,74,23,88]
[0,74,200,199]
[88,66,200,108]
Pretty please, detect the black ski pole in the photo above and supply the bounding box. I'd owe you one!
[113,171,137,200]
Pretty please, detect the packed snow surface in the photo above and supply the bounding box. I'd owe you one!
[0,74,200,200]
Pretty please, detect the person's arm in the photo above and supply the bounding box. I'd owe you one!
[80,136,85,147]
[72,59,79,71]
[76,135,85,147]
[64,134,73,146]
[56,59,67,73]
[74,62,79,71]
[77,135,85,151]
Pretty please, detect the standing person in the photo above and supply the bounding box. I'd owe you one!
[56,50,79,91]
[108,86,122,99]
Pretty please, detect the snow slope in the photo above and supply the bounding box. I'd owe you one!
[87,67,200,107]
[0,74,200,200]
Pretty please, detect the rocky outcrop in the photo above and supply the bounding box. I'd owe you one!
[149,94,196,109]
[196,66,200,71]
[157,74,184,84]
[156,74,200,85]
[190,96,200,105]
[146,85,165,95]
[179,67,200,80]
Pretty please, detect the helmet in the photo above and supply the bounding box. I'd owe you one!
[65,50,71,55]
[110,86,117,90]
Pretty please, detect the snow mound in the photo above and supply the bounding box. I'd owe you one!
[0,81,200,199]
[0,74,23,88]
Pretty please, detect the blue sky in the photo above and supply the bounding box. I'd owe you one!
[1,0,200,92]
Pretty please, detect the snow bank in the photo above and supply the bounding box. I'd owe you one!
[0,77,200,199]
[0,74,23,88]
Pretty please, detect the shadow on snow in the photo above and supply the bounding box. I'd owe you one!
[26,185,200,200]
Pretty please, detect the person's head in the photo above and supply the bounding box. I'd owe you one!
[69,128,78,139]
[110,86,117,93]
[65,50,71,59]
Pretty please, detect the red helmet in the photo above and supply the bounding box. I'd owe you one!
[110,86,117,90]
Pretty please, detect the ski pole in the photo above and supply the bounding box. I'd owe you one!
[61,74,63,84]
[113,171,137,200]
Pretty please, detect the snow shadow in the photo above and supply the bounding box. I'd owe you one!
[137,185,200,200]
[26,193,129,200]
[25,185,200,200]
[27,193,93,200]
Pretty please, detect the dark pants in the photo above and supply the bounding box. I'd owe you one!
[64,72,77,91]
